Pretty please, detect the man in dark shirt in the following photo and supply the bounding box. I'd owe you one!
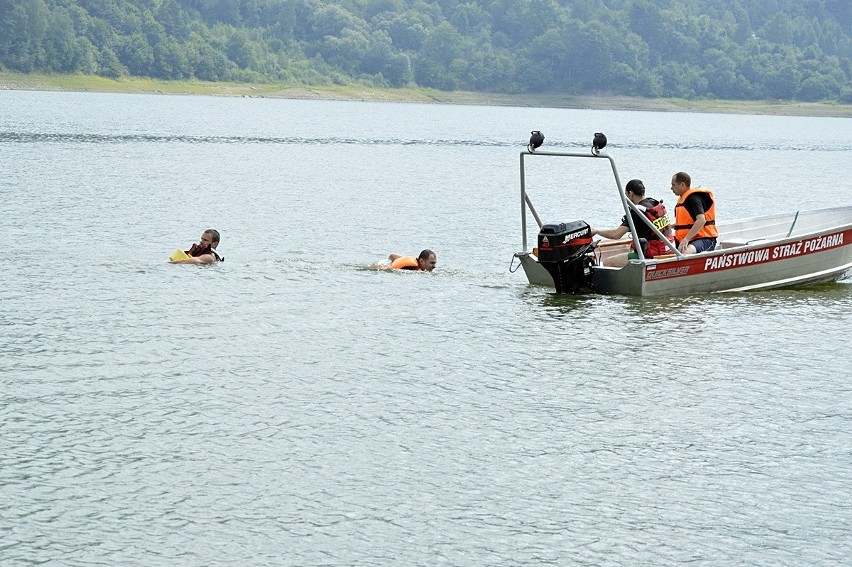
[591,179,675,267]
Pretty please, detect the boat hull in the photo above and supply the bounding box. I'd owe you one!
[517,225,852,296]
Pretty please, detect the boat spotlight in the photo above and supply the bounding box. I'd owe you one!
[528,130,544,152]
[592,132,607,155]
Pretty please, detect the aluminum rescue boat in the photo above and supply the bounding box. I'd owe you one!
[511,132,852,296]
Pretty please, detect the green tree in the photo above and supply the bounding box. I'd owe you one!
[225,28,257,68]
[157,0,190,39]
[0,0,50,71]
[760,12,794,44]
[117,32,154,75]
[629,0,667,65]
[186,30,230,80]
[44,7,80,72]
[318,27,371,73]
[153,36,190,78]
[97,46,125,77]
[759,51,800,99]
[449,2,490,35]
[797,72,840,101]
[703,49,752,99]
[372,10,431,51]
[657,61,708,98]
[413,21,470,89]
[0,0,849,102]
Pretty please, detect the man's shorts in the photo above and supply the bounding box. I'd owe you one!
[690,238,717,253]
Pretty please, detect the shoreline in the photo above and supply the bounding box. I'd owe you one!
[2,71,850,118]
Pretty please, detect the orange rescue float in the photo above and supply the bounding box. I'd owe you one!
[389,256,420,270]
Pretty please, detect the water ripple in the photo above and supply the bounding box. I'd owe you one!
[3,94,851,566]
[2,130,850,151]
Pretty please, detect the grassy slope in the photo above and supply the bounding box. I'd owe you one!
[1,71,850,117]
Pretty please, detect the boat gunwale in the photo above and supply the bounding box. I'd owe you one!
[637,217,852,268]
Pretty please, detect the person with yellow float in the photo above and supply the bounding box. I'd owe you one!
[387,249,438,272]
[169,229,224,264]
[670,171,718,254]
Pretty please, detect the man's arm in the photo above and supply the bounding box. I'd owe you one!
[591,225,630,240]
[677,214,706,252]
[170,253,216,264]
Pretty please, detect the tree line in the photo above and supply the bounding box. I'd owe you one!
[1,0,850,102]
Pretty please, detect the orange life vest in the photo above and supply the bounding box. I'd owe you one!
[390,256,419,270]
[674,187,718,242]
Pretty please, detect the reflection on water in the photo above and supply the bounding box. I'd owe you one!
[521,286,608,313]
[522,279,852,321]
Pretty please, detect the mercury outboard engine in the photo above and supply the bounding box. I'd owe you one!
[537,221,595,294]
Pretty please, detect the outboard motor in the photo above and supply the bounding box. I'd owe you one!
[537,221,595,294]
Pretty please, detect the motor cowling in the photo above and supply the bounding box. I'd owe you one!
[537,221,595,294]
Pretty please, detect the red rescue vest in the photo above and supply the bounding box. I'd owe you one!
[186,243,222,261]
[640,198,673,239]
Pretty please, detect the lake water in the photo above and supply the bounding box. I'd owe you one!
[2,90,851,565]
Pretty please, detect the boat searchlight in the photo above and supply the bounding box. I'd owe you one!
[592,132,607,155]
[528,130,544,152]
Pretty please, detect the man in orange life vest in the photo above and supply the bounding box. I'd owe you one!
[670,172,718,254]
[171,229,223,264]
[387,249,437,271]
[590,179,675,267]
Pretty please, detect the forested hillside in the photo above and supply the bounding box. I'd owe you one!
[1,0,850,102]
